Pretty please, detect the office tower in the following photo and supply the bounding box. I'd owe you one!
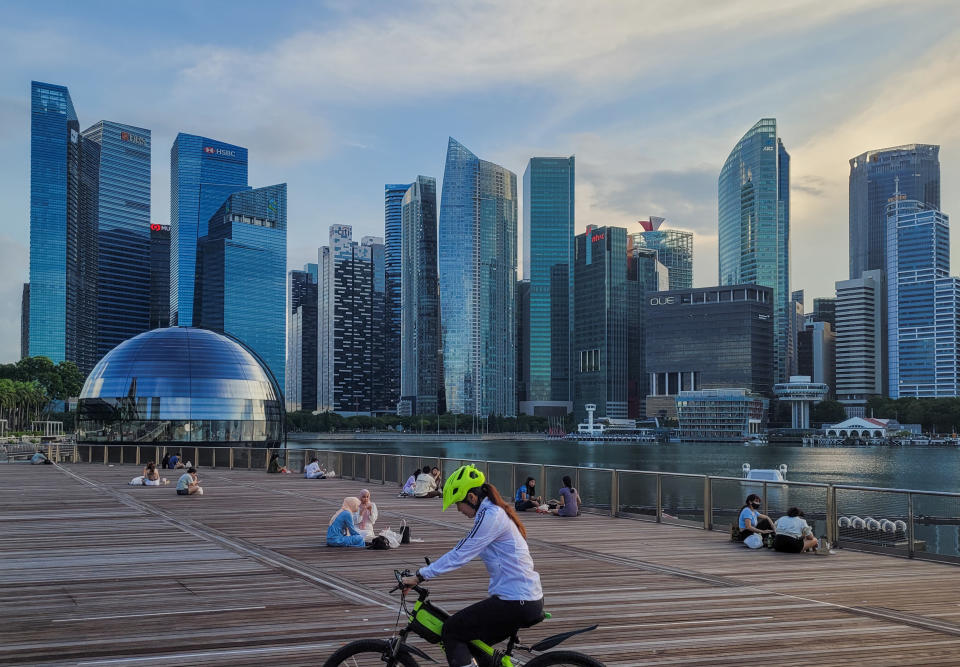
[789,291,804,377]
[849,144,939,279]
[634,217,693,290]
[835,270,885,417]
[572,226,648,422]
[363,235,394,414]
[399,176,443,416]
[719,118,790,383]
[286,265,318,412]
[516,279,530,411]
[81,121,151,357]
[384,183,409,411]
[886,194,958,397]
[170,133,248,326]
[194,184,287,388]
[318,225,374,415]
[438,138,518,417]
[20,284,29,359]
[28,81,99,373]
[797,321,835,395]
[629,244,669,417]
[149,224,171,329]
[645,285,774,418]
[523,156,575,414]
[811,297,836,327]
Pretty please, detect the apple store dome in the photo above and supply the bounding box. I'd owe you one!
[77,327,283,446]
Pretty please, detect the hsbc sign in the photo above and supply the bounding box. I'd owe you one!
[120,131,147,146]
[204,146,237,158]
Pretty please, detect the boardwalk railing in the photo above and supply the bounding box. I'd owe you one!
[27,443,960,566]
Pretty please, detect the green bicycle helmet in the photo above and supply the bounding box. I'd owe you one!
[442,464,486,511]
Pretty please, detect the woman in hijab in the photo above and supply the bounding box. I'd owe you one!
[356,489,379,540]
[326,497,365,547]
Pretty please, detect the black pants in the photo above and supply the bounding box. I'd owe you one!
[774,534,805,553]
[442,596,543,666]
[738,517,774,542]
[515,500,537,512]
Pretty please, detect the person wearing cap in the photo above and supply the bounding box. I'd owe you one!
[774,507,818,552]
[401,465,543,667]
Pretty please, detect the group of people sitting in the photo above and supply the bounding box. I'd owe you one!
[738,493,819,553]
[160,452,192,470]
[129,461,166,486]
[515,476,581,516]
[401,466,442,498]
[326,488,380,547]
[303,457,334,479]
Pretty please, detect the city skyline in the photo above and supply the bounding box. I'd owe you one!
[2,2,960,362]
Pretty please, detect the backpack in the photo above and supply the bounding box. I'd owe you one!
[367,536,390,550]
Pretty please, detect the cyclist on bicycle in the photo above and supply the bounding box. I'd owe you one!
[402,464,543,667]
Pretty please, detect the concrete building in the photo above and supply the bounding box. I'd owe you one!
[797,320,835,395]
[835,269,885,417]
[676,389,768,442]
[773,375,829,429]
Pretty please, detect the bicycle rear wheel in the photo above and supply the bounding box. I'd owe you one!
[524,649,605,667]
[322,638,421,667]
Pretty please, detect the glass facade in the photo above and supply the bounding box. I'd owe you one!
[82,121,151,358]
[384,183,410,411]
[399,176,443,415]
[21,283,29,360]
[676,389,768,442]
[523,156,575,404]
[635,228,693,290]
[886,197,956,398]
[77,327,282,446]
[849,144,939,279]
[149,225,171,329]
[439,138,517,416]
[718,118,790,383]
[286,265,318,412]
[194,184,287,391]
[169,133,248,326]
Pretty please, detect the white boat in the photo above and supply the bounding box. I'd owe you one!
[742,463,787,481]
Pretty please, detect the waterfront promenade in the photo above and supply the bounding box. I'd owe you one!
[4,465,960,665]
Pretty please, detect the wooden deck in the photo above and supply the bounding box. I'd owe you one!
[3,464,960,666]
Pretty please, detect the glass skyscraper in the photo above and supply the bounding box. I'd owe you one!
[849,144,939,279]
[718,118,791,383]
[149,224,171,330]
[81,121,151,358]
[170,133,248,326]
[634,218,693,290]
[194,184,287,389]
[384,183,410,410]
[286,264,318,412]
[886,194,957,398]
[439,138,518,417]
[522,156,574,409]
[399,176,443,416]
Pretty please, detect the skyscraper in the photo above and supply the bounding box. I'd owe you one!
[634,217,693,290]
[81,121,151,357]
[363,235,394,414]
[719,118,790,382]
[28,81,98,373]
[835,270,885,416]
[811,297,836,328]
[286,265,318,412]
[399,176,443,416]
[194,184,287,388]
[149,224,170,330]
[439,138,518,417]
[170,133,248,326]
[886,194,957,398]
[523,156,574,414]
[849,144,940,279]
[20,284,29,360]
[384,183,410,411]
[318,225,374,415]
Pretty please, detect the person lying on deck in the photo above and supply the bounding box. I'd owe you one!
[326,497,365,547]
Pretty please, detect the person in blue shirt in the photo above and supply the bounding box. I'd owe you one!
[738,493,776,542]
[326,497,365,548]
[167,453,179,469]
[514,477,541,512]
[30,451,50,465]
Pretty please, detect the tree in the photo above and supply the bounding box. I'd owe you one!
[812,399,846,425]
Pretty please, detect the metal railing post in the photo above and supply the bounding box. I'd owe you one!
[907,492,916,558]
[762,481,768,515]
[229,448,235,470]
[656,473,663,523]
[703,476,712,530]
[366,453,371,482]
[826,485,838,546]
[610,470,619,517]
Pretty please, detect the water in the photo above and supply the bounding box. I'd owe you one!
[288,438,960,493]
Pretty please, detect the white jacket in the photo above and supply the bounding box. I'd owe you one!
[419,499,543,601]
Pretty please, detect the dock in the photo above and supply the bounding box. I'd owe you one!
[4,464,960,665]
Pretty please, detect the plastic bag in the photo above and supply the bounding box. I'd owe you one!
[744,533,763,549]
[379,527,402,548]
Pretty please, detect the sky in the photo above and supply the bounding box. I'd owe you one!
[1,0,959,363]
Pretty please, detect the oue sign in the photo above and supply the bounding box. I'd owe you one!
[649,296,676,306]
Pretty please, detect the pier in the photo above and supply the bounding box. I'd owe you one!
[4,463,960,665]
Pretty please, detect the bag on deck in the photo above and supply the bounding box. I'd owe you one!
[400,519,410,545]
[367,535,390,550]
[744,533,763,549]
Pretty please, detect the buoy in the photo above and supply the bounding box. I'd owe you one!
[851,516,865,529]
[881,520,896,533]
[838,516,851,528]
[894,520,907,532]
[866,518,881,531]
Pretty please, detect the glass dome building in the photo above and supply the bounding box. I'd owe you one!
[77,327,283,446]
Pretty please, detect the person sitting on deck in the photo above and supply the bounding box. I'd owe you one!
[356,488,379,540]
[550,476,581,517]
[774,507,819,553]
[431,466,443,491]
[326,497,365,547]
[304,457,325,479]
[143,461,162,486]
[267,453,290,474]
[161,453,171,469]
[514,477,541,512]
[167,453,180,469]
[400,468,420,496]
[30,451,51,465]
[176,467,203,496]
[414,468,440,498]
[738,493,775,543]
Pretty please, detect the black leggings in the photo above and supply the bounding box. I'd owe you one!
[442,596,543,666]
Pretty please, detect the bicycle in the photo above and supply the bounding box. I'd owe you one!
[322,566,604,666]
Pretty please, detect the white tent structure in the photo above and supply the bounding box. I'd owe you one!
[823,417,890,439]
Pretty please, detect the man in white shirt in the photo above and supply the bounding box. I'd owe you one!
[414,469,440,498]
[304,458,325,479]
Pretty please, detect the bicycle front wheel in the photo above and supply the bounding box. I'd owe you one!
[524,649,605,667]
[322,638,421,667]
